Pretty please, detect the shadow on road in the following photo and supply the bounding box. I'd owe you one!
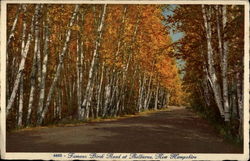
[6,106,243,153]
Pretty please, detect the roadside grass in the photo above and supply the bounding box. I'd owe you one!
[10,107,171,133]
[188,107,243,147]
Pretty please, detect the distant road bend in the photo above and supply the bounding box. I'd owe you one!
[7,106,242,153]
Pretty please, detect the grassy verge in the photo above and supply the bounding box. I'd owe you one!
[188,107,243,146]
[10,107,170,133]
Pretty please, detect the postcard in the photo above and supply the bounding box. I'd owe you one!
[1,0,249,160]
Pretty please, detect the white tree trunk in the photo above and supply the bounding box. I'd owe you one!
[154,81,160,110]
[144,74,152,110]
[122,15,140,112]
[6,5,35,115]
[202,5,224,118]
[17,75,23,127]
[36,9,49,124]
[114,6,127,58]
[7,5,22,45]
[110,75,119,116]
[115,87,121,116]
[6,5,22,80]
[138,73,146,112]
[77,11,85,119]
[217,5,230,122]
[221,5,230,122]
[27,5,41,123]
[97,63,105,118]
[81,4,107,119]
[106,6,127,115]
[76,14,82,120]
[103,69,112,117]
[146,89,153,110]
[36,9,42,86]
[37,5,79,125]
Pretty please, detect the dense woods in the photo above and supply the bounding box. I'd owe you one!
[6,4,183,129]
[166,5,244,139]
[6,3,245,141]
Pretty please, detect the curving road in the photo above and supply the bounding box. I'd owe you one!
[6,106,242,153]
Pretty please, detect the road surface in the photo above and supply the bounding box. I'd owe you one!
[7,106,242,153]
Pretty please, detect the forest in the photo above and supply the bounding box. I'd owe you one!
[6,4,244,140]
[166,4,244,140]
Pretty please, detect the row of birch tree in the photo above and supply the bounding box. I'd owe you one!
[166,5,244,139]
[6,4,183,129]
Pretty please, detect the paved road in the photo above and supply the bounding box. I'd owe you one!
[7,106,242,153]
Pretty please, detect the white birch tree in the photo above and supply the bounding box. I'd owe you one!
[202,5,224,118]
[7,5,36,115]
[26,4,42,123]
[221,5,230,122]
[17,75,23,127]
[36,7,50,124]
[37,5,79,124]
[81,4,107,119]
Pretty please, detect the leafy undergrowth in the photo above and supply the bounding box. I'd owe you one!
[187,107,243,147]
[10,108,170,133]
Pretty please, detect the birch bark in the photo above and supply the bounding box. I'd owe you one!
[103,6,127,117]
[110,74,119,116]
[27,5,41,123]
[7,5,35,115]
[81,4,107,119]
[221,5,230,122]
[76,14,82,120]
[103,69,111,117]
[36,8,50,123]
[77,11,85,119]
[7,5,22,45]
[122,14,140,111]
[17,75,23,127]
[144,74,152,110]
[97,63,105,117]
[37,5,79,124]
[138,73,146,112]
[202,5,224,117]
[154,81,160,110]
[7,5,23,101]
